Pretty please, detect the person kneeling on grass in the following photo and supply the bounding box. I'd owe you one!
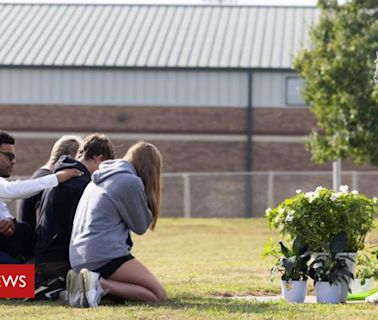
[67,141,167,307]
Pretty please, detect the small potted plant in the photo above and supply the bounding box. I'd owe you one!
[309,233,354,304]
[269,236,311,303]
[351,248,378,294]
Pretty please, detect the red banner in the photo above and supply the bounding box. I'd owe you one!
[0,265,34,298]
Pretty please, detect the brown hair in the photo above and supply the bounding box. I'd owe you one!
[76,133,115,161]
[48,135,82,165]
[125,141,162,230]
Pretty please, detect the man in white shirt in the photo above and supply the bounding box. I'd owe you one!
[0,130,83,263]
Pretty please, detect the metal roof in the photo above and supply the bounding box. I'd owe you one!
[0,4,319,69]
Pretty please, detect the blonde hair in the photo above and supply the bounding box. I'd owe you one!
[125,141,162,230]
[48,135,82,165]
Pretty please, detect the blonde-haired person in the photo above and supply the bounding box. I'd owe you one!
[68,141,166,307]
[20,135,82,230]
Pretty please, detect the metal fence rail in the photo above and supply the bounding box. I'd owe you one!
[8,171,378,218]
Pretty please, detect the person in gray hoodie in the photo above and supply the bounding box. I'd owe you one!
[68,141,166,308]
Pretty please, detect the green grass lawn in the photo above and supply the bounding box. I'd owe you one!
[1,218,378,319]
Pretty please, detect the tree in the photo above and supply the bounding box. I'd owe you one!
[293,0,378,165]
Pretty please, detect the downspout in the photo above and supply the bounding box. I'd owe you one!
[244,70,253,217]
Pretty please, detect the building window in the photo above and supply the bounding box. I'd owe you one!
[285,77,306,106]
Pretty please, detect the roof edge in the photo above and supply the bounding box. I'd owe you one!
[0,2,318,9]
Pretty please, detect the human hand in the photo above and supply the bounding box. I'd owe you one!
[56,169,84,183]
[0,218,15,237]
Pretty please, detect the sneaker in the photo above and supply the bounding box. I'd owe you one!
[66,270,83,307]
[79,268,105,308]
[366,291,378,304]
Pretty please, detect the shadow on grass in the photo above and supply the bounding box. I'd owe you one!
[0,295,278,312]
[158,295,281,314]
[0,294,311,315]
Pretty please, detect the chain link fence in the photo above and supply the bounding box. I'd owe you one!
[7,171,378,219]
[161,171,378,217]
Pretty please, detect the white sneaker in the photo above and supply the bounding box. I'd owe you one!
[366,291,378,304]
[79,268,105,308]
[66,270,82,307]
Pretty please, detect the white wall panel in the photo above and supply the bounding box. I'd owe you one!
[0,68,248,107]
[0,68,304,108]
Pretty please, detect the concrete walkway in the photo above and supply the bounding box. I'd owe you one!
[232,295,365,304]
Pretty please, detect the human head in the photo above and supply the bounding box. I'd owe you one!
[48,135,82,165]
[76,133,115,174]
[0,130,16,178]
[125,141,163,230]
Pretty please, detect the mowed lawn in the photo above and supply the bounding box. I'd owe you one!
[1,218,378,319]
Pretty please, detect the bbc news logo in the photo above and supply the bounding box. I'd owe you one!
[0,265,34,298]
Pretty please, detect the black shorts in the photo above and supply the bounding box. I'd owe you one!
[94,254,135,278]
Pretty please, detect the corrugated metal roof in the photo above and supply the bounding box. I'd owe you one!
[0,4,319,69]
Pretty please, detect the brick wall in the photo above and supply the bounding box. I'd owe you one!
[2,104,378,218]
[0,104,315,134]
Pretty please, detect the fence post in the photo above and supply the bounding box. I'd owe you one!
[351,171,358,191]
[267,171,274,209]
[183,173,191,218]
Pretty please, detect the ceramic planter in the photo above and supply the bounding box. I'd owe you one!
[311,252,357,303]
[281,280,307,303]
[315,282,341,304]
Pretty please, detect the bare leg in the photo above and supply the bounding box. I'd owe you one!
[100,258,167,302]
[100,278,160,302]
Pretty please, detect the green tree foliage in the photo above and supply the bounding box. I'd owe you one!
[293,0,378,164]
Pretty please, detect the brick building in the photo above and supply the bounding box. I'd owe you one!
[1,3,376,217]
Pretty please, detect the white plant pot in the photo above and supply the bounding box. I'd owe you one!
[350,278,372,294]
[315,282,341,304]
[311,252,357,303]
[281,280,307,303]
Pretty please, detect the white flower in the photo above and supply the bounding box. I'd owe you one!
[265,208,272,216]
[285,210,295,222]
[296,189,302,194]
[305,191,314,200]
[305,191,320,203]
[351,190,359,195]
[278,208,285,215]
[285,215,293,222]
[315,186,324,192]
[340,185,349,193]
[373,197,377,202]
[330,194,338,201]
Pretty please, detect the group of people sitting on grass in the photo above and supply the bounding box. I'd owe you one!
[0,130,167,307]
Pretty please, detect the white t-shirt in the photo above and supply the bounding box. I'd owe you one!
[0,174,58,220]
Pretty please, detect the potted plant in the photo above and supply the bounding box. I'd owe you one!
[268,236,311,303]
[351,248,378,294]
[309,233,354,304]
[265,185,377,253]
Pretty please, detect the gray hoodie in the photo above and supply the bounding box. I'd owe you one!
[69,160,152,272]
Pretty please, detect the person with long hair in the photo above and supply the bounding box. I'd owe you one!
[68,141,166,307]
[20,135,82,230]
